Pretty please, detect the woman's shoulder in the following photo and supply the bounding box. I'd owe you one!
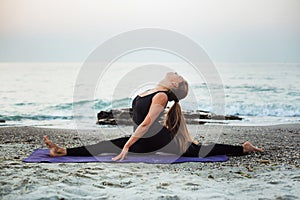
[138,89,168,98]
[152,92,168,105]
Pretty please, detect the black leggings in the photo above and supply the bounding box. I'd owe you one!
[67,127,243,157]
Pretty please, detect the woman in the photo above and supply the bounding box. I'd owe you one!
[44,72,263,161]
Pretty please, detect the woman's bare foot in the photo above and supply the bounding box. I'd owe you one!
[242,141,264,154]
[43,136,67,157]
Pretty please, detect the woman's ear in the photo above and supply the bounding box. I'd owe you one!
[171,81,179,88]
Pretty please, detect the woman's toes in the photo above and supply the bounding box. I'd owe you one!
[43,135,49,142]
[256,146,264,153]
[243,141,263,154]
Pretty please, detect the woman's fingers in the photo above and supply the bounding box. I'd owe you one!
[112,149,128,161]
[112,154,124,161]
[112,152,124,161]
[112,154,121,161]
[120,152,126,161]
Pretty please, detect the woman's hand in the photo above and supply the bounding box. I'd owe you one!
[112,146,129,161]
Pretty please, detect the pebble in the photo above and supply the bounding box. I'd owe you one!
[208,174,214,179]
[259,160,270,164]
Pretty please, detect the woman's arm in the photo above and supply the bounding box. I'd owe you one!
[112,92,168,161]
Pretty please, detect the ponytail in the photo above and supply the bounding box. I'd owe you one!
[165,102,181,137]
[165,101,196,154]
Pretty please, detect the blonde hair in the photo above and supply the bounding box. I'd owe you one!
[164,81,198,153]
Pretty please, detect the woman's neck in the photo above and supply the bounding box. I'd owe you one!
[155,81,170,91]
[153,86,168,92]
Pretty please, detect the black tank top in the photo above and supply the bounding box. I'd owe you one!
[131,91,169,136]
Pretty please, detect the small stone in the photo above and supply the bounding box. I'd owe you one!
[25,139,34,142]
[247,167,254,172]
[259,159,270,164]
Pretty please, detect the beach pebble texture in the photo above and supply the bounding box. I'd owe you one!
[0,124,299,199]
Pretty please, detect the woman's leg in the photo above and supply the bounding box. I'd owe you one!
[43,135,130,157]
[199,143,244,157]
[182,143,243,157]
[44,129,174,157]
[182,141,263,157]
[67,129,175,156]
[67,137,130,156]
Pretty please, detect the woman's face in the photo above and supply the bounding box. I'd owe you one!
[166,72,184,85]
[165,72,188,100]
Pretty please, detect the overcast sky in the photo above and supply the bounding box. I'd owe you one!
[0,0,299,62]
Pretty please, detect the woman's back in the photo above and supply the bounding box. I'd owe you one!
[131,91,168,137]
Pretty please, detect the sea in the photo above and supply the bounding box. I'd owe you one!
[0,62,299,129]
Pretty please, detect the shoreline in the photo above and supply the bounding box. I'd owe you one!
[0,124,299,199]
[1,120,300,130]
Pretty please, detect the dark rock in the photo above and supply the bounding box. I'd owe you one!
[0,120,5,123]
[96,108,242,126]
[97,110,113,120]
[225,115,243,120]
[97,119,117,125]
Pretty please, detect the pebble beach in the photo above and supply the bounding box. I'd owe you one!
[1,0,300,198]
[0,124,299,199]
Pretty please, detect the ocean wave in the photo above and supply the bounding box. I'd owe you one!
[14,102,38,106]
[224,85,287,93]
[48,98,132,111]
[0,114,73,121]
[226,104,300,117]
[48,100,98,110]
[0,98,134,122]
[193,84,288,94]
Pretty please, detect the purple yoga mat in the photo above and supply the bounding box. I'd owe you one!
[23,149,228,164]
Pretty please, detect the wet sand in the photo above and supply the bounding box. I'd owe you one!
[0,124,299,199]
